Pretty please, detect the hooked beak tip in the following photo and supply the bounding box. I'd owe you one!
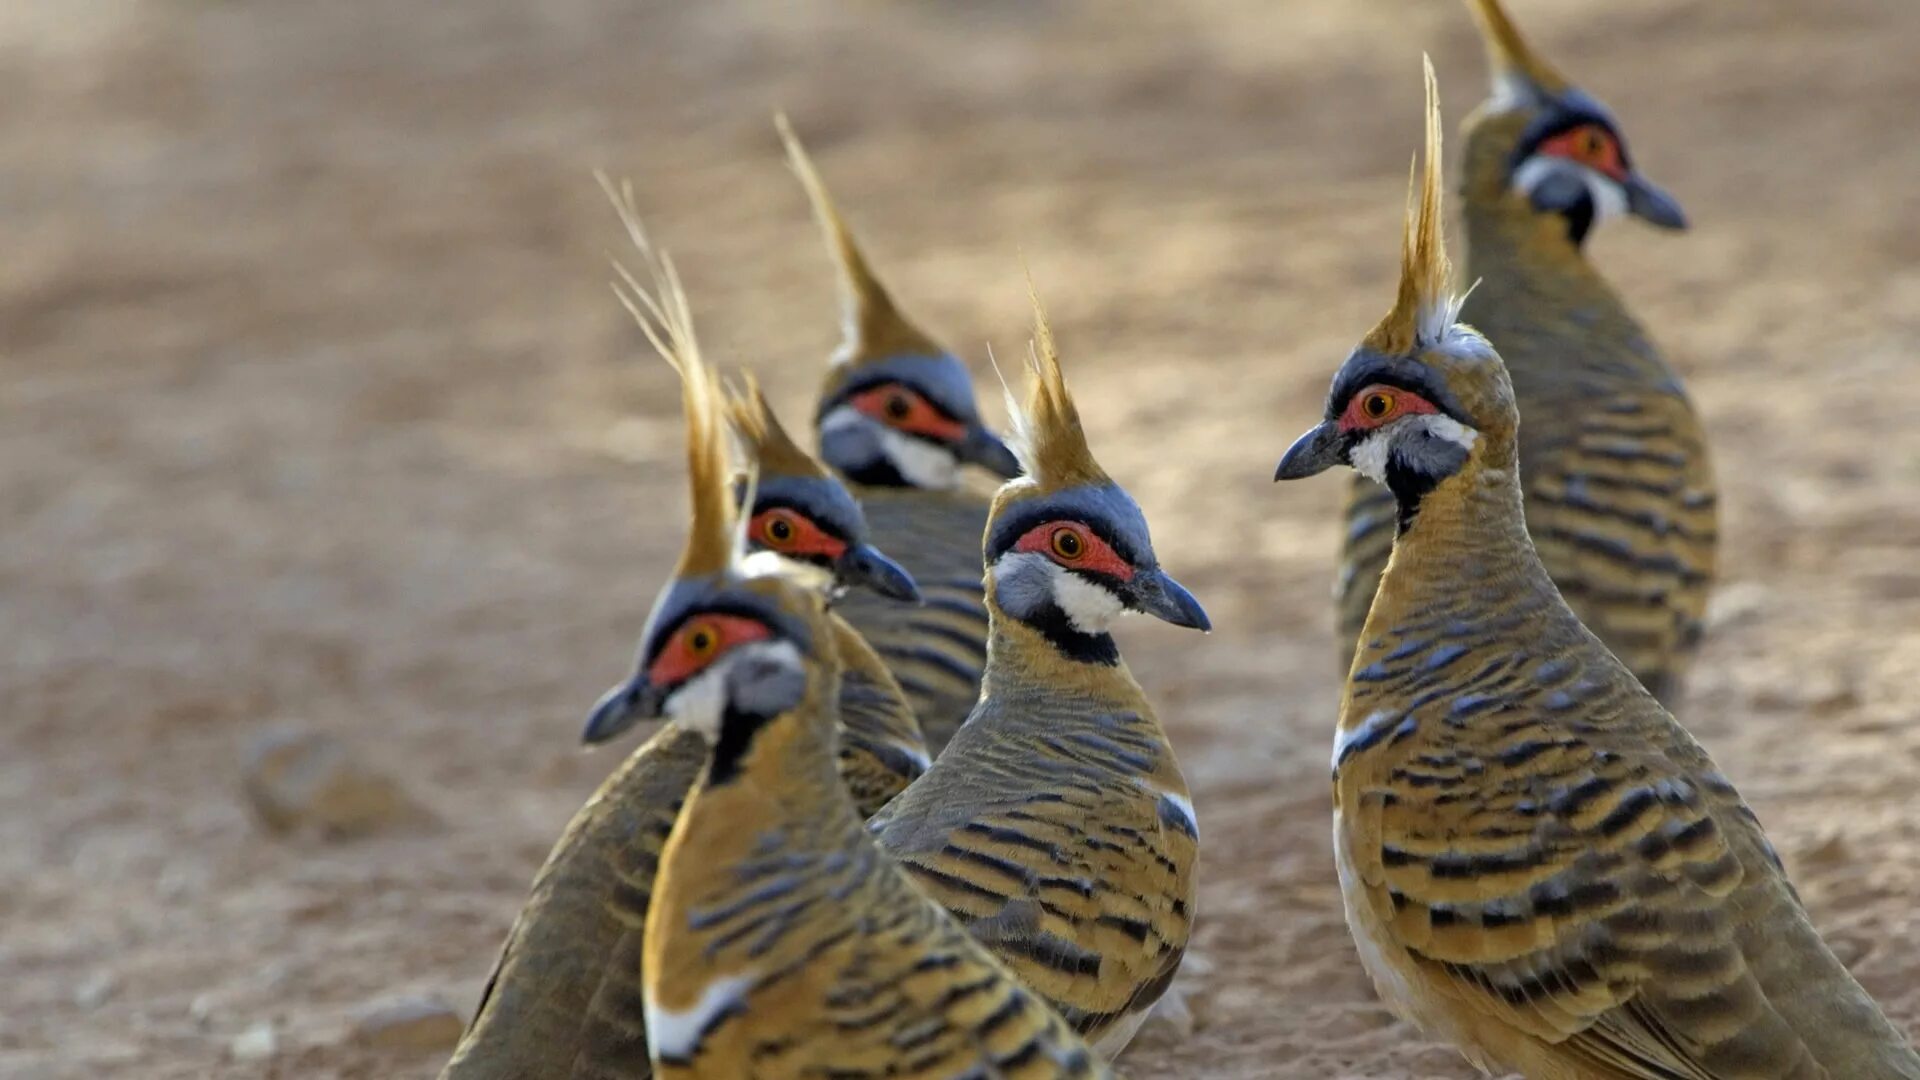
[841,543,922,604]
[963,427,1024,480]
[581,677,654,746]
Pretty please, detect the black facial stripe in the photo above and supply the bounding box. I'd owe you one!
[1386,453,1445,533]
[1327,355,1470,428]
[1022,601,1121,667]
[707,705,778,787]
[984,502,1142,568]
[841,459,909,488]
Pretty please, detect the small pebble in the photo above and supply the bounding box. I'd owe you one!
[229,1021,277,1062]
[350,995,464,1052]
[74,971,118,1008]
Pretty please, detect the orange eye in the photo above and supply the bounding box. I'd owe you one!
[1362,392,1394,420]
[760,511,799,547]
[685,621,719,658]
[1050,527,1084,561]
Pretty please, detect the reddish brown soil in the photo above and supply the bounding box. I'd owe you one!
[5,2,1919,1077]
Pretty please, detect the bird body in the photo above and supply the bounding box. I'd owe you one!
[778,117,1022,753]
[830,484,996,753]
[869,294,1207,1057]
[1336,0,1715,706]
[443,191,932,1080]
[1277,60,1919,1079]
[597,282,1110,1077]
[643,615,1112,1080]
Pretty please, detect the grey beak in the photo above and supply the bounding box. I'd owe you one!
[581,673,663,746]
[1274,421,1347,481]
[837,542,922,603]
[959,425,1023,479]
[1626,174,1688,231]
[1127,567,1211,632]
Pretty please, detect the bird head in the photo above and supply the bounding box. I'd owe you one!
[1276,59,1518,526]
[983,282,1210,663]
[777,116,1022,490]
[1459,0,1686,246]
[724,374,921,604]
[585,182,834,749]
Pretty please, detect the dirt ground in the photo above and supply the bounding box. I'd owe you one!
[5,1,1920,1077]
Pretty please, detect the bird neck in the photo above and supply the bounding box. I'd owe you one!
[1360,449,1561,667]
[646,677,873,999]
[979,592,1140,706]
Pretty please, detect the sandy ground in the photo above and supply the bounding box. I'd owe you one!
[5,1,1920,1076]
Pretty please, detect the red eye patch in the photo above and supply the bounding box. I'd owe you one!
[850,384,968,443]
[1537,123,1627,182]
[1337,385,1439,433]
[646,614,772,689]
[1012,521,1133,581]
[749,508,846,560]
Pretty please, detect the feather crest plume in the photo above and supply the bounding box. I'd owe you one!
[599,172,742,578]
[1363,57,1463,358]
[1465,0,1568,97]
[1004,278,1108,491]
[775,113,945,368]
[724,373,828,482]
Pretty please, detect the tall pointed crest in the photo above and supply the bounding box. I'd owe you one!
[598,172,741,578]
[1004,277,1109,490]
[1363,57,1461,358]
[775,113,946,369]
[1465,0,1569,98]
[724,373,829,482]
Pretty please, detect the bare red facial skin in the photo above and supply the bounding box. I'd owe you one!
[749,508,847,560]
[1537,123,1628,182]
[1337,384,1440,434]
[850,384,969,443]
[646,614,772,688]
[1012,521,1134,581]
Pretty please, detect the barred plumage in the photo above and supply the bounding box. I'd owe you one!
[869,288,1206,1058]
[443,191,935,1080]
[779,116,1021,754]
[1336,0,1716,707]
[644,580,1112,1079]
[1278,62,1919,1079]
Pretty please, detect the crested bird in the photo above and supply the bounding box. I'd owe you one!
[1275,58,1920,1080]
[778,116,1022,755]
[1336,0,1716,707]
[442,187,932,1080]
[596,254,1111,1080]
[867,285,1208,1060]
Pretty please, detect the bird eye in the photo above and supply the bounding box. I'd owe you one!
[761,512,797,546]
[1583,128,1606,157]
[686,622,719,658]
[1363,392,1395,420]
[1050,527,1084,561]
[883,390,914,421]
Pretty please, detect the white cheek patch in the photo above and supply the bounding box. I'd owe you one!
[664,640,805,741]
[820,404,961,490]
[740,549,832,590]
[645,973,754,1062]
[1512,156,1627,224]
[1052,570,1126,635]
[876,428,959,490]
[1421,414,1479,452]
[1350,415,1479,485]
[1350,431,1392,485]
[663,663,729,741]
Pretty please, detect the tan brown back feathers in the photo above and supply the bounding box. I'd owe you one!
[724,373,828,482]
[1363,57,1461,358]
[1004,279,1109,491]
[599,172,739,578]
[1465,0,1569,97]
[776,113,947,368]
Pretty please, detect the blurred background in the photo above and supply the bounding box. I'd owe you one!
[5,1,1919,1076]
